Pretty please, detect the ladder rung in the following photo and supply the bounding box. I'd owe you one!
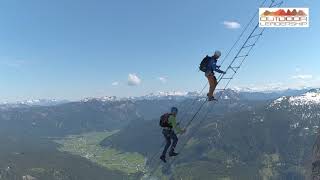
[231,66,240,69]
[235,55,248,58]
[221,77,233,80]
[229,66,239,73]
[249,33,262,39]
[243,44,255,48]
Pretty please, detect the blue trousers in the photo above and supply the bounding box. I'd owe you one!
[161,129,178,156]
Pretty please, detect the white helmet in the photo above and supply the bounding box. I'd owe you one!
[214,50,221,58]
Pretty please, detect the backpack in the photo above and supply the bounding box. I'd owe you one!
[159,113,172,128]
[199,55,210,72]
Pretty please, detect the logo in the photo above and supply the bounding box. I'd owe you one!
[259,8,309,27]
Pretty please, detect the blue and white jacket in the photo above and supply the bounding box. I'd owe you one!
[206,57,225,74]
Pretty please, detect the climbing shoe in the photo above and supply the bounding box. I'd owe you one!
[169,151,179,157]
[160,155,167,163]
[208,96,217,101]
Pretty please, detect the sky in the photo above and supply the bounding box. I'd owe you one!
[0,0,319,102]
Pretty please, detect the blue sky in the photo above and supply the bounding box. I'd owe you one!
[0,0,319,102]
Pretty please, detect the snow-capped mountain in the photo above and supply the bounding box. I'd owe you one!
[0,99,69,108]
[288,89,320,106]
[138,91,201,100]
[2,87,315,109]
[233,86,311,93]
[18,99,69,106]
[268,89,320,131]
[82,91,203,102]
[271,88,320,107]
[81,88,311,104]
[82,96,119,103]
[217,89,242,100]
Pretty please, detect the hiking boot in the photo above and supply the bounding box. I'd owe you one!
[208,96,217,101]
[169,151,179,157]
[160,155,167,163]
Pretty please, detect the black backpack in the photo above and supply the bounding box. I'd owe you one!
[199,55,211,72]
[159,113,172,128]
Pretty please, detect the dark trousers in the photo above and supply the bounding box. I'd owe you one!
[161,129,178,156]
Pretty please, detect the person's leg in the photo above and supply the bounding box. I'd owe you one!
[206,73,215,97]
[170,131,178,153]
[169,131,179,156]
[161,130,172,157]
[211,75,218,95]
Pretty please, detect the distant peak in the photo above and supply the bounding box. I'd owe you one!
[0,99,69,108]
[232,86,312,93]
[271,88,320,106]
[307,88,320,93]
[288,90,320,105]
[147,91,188,97]
[82,96,118,103]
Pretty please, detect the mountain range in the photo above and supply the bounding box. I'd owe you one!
[0,88,319,179]
[102,89,320,179]
[1,88,311,108]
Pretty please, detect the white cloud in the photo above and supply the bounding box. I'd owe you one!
[292,74,313,80]
[128,73,141,86]
[223,21,241,29]
[158,77,167,83]
[111,82,119,86]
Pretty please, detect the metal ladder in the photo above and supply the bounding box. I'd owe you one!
[216,0,284,93]
[147,0,284,178]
